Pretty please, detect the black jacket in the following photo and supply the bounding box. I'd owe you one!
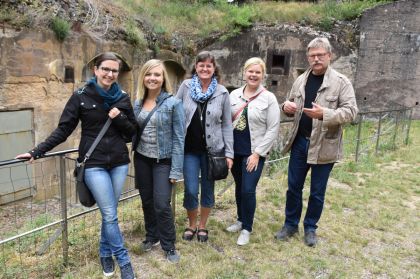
[30,83,137,169]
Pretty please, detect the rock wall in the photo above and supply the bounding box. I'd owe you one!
[0,28,156,153]
[355,0,420,118]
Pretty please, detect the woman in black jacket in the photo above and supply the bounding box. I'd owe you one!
[16,52,137,279]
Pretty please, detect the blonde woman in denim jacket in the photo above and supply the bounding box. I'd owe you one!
[176,51,234,242]
[132,59,185,263]
[226,57,280,245]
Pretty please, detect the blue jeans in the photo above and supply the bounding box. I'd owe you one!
[284,135,334,232]
[183,152,215,210]
[231,155,265,232]
[84,164,130,267]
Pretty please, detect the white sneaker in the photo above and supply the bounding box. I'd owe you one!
[226,221,242,232]
[237,229,251,246]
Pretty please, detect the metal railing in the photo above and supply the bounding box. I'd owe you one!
[0,107,413,278]
[343,108,412,162]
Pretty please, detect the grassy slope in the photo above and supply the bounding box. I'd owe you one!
[112,0,392,51]
[59,122,419,278]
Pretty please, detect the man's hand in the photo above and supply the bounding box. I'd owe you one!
[283,100,297,115]
[303,102,324,119]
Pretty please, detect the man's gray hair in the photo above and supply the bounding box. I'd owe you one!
[307,37,332,53]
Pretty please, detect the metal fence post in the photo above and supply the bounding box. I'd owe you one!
[375,112,383,154]
[355,114,363,162]
[392,110,400,149]
[405,109,413,145]
[59,156,69,266]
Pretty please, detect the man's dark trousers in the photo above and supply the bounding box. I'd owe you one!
[284,134,334,232]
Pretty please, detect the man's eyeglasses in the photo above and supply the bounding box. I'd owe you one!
[307,53,328,60]
[100,67,120,75]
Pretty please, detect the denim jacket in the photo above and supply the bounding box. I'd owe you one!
[133,91,185,180]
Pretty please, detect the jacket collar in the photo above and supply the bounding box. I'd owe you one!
[240,84,265,97]
[137,90,171,109]
[301,66,333,94]
[156,90,171,102]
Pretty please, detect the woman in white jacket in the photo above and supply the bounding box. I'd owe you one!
[227,57,280,245]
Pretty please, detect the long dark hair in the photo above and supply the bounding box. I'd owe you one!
[191,51,221,81]
[94,52,122,69]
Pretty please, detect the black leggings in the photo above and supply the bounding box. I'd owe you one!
[134,152,175,251]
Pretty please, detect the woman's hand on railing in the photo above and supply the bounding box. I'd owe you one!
[15,153,34,163]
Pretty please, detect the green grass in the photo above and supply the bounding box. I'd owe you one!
[125,19,148,50]
[0,8,33,28]
[1,0,393,49]
[2,121,418,278]
[114,0,392,48]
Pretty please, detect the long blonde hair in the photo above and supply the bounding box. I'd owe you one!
[136,59,173,100]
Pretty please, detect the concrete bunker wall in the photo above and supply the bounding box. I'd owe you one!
[355,0,420,117]
[203,25,355,105]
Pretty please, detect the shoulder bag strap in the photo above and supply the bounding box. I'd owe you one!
[137,96,170,138]
[232,88,266,122]
[78,118,112,166]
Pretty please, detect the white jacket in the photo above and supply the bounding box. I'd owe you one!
[230,85,280,157]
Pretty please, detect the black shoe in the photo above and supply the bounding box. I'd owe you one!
[304,231,317,247]
[120,262,136,279]
[100,256,115,277]
[140,239,160,252]
[274,226,298,241]
[197,229,209,242]
[182,227,197,241]
[166,249,180,263]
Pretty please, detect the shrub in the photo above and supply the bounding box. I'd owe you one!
[125,19,147,50]
[317,16,334,31]
[50,17,70,42]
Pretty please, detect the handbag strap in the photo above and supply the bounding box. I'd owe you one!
[232,88,266,122]
[78,118,112,166]
[137,96,170,138]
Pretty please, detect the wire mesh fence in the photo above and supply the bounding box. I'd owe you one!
[0,107,413,278]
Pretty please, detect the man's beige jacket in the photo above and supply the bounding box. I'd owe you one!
[281,66,358,164]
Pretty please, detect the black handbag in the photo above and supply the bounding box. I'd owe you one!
[196,101,229,181]
[207,149,229,181]
[73,118,112,207]
[74,163,93,207]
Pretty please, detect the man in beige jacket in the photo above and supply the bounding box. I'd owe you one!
[275,37,358,246]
